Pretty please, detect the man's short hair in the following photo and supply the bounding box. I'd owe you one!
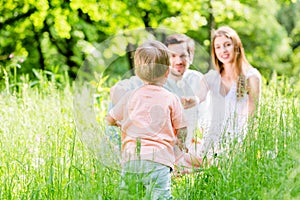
[164,34,195,61]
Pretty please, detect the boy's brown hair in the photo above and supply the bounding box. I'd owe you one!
[134,40,170,84]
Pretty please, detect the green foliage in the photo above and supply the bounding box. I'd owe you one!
[0,0,299,84]
[172,74,300,200]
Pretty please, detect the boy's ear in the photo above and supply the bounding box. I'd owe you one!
[165,68,170,77]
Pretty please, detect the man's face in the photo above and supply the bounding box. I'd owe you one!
[168,42,191,76]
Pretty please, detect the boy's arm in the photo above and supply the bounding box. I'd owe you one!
[107,90,132,127]
[106,114,118,126]
[176,127,187,151]
[110,76,143,105]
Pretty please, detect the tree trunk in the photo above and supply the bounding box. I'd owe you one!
[126,43,135,75]
[208,0,216,70]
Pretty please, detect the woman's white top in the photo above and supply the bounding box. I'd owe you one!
[199,68,261,157]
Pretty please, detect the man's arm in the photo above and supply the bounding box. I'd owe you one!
[180,72,209,109]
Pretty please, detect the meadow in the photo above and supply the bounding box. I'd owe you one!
[0,71,299,200]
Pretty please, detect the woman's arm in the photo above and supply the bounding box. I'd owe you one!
[197,77,209,103]
[247,75,261,116]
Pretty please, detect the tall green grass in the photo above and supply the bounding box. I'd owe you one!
[172,75,300,200]
[0,73,299,199]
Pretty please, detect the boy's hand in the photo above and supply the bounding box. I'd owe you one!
[177,141,188,153]
[106,115,118,126]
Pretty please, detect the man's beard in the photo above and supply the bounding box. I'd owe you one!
[170,68,183,76]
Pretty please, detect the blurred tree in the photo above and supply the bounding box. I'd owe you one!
[208,0,293,79]
[0,0,298,84]
[276,0,300,91]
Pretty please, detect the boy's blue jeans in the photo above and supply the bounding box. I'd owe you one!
[120,160,172,200]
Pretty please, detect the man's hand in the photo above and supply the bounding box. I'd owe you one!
[181,96,200,109]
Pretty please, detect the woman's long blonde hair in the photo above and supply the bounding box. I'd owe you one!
[211,26,251,98]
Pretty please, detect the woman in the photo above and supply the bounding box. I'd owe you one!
[196,26,262,160]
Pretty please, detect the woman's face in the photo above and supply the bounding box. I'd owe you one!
[214,35,235,65]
